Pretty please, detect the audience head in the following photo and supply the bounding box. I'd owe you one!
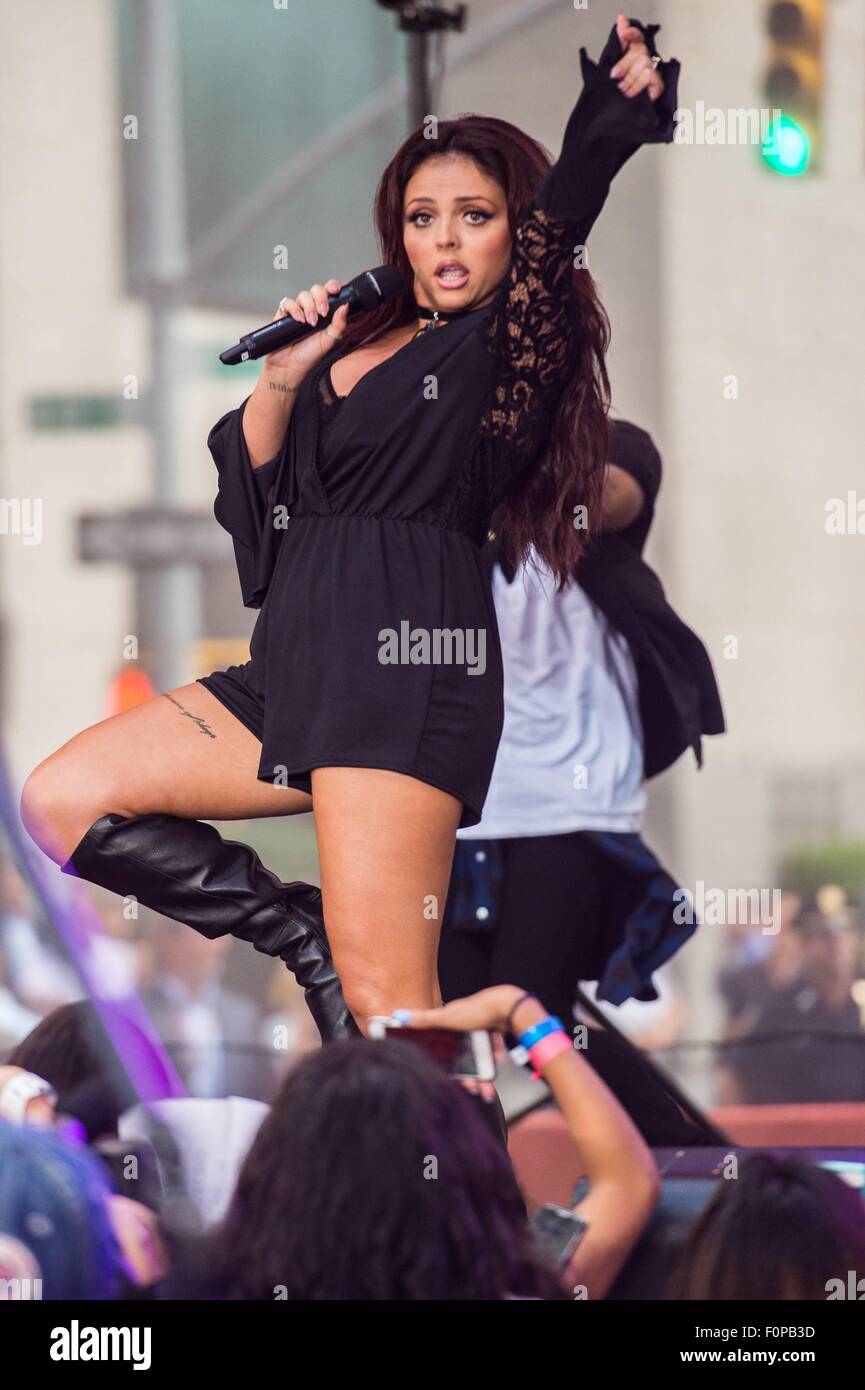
[793,909,858,1000]
[6,1001,135,1141]
[199,1038,565,1300]
[670,1152,865,1300]
[0,1122,120,1299]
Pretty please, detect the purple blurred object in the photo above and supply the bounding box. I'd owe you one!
[0,732,186,1105]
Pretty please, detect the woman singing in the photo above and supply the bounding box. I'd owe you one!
[20,15,678,1044]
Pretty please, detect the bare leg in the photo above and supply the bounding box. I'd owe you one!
[20,683,310,866]
[311,767,461,1035]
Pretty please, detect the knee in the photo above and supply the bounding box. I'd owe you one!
[20,759,67,862]
[339,969,431,1038]
[19,756,100,865]
[340,978,382,1036]
[18,755,45,830]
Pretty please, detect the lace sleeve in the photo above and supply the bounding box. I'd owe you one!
[477,18,680,458]
[478,210,584,461]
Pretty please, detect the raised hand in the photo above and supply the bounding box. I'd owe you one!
[265,277,350,380]
[610,11,665,103]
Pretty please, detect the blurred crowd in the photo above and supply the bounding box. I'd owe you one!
[1,987,865,1302]
[0,854,318,1105]
[3,854,865,1113]
[717,888,865,1105]
[2,851,865,1301]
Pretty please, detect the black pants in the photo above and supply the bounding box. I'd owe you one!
[438,831,631,1027]
[438,831,710,1148]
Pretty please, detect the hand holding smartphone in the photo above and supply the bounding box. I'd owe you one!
[367,1016,496,1081]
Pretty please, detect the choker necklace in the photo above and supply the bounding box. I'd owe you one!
[414,302,482,338]
[417,304,480,321]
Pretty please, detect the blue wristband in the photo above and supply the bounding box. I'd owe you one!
[517,1016,564,1050]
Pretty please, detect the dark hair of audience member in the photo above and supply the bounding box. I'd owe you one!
[669,1152,865,1300]
[6,1001,136,1141]
[182,1039,566,1300]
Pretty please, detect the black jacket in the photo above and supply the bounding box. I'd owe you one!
[488,419,725,779]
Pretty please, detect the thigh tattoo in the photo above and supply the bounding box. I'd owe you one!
[161,692,217,741]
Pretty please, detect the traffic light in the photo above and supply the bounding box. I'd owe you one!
[761,0,827,176]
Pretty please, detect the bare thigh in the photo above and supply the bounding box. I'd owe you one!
[20,683,311,864]
[312,767,462,1034]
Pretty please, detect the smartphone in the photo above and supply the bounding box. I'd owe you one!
[531,1202,589,1270]
[367,1017,496,1081]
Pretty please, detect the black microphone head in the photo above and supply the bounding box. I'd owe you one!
[354,265,405,311]
[219,344,245,366]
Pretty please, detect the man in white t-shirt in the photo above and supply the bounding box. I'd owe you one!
[438,419,724,1043]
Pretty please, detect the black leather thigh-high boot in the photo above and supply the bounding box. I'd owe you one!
[61,813,361,1043]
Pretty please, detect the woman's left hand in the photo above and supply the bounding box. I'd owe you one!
[393,986,528,1103]
[609,12,665,103]
[395,985,526,1038]
[107,1195,170,1289]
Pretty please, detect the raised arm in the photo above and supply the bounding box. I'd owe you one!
[207,279,349,608]
[399,985,661,1301]
[241,279,349,470]
[532,14,679,240]
[479,15,680,456]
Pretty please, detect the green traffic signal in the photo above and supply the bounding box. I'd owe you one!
[761,114,811,176]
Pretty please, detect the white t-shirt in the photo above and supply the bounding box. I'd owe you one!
[458,550,645,840]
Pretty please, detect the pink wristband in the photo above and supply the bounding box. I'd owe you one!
[527,1029,572,1077]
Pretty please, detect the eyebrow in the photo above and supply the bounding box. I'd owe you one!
[405,194,497,208]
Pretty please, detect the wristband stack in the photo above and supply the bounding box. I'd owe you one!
[508,1010,573,1080]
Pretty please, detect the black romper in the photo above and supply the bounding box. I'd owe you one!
[198,21,679,829]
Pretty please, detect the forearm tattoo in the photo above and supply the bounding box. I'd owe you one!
[162,692,217,740]
[268,379,298,394]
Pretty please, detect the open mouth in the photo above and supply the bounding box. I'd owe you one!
[434,262,469,289]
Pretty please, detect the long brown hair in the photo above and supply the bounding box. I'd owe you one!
[338,114,611,587]
[193,1040,568,1300]
[667,1153,865,1300]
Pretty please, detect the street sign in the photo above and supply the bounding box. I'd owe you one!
[78,507,229,566]
[31,396,127,431]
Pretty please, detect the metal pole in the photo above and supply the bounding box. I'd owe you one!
[137,0,200,693]
[187,0,555,286]
[408,31,431,128]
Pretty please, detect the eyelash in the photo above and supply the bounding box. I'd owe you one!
[407,209,492,227]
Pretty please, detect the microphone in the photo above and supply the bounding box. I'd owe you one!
[219,265,405,365]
